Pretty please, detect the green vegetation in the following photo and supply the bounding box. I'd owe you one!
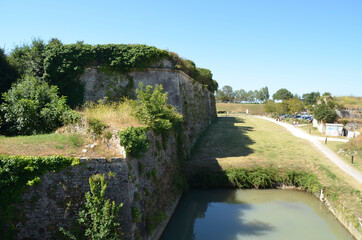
[169,52,218,92]
[190,167,322,194]
[216,85,269,103]
[87,118,108,136]
[119,127,149,159]
[272,88,293,101]
[132,206,142,223]
[314,103,338,123]
[0,48,18,97]
[134,83,183,147]
[60,174,123,240]
[0,155,78,238]
[146,210,166,235]
[0,75,79,136]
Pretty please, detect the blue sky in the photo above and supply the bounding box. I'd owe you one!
[1,0,361,96]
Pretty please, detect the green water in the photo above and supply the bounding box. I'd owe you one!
[161,189,354,240]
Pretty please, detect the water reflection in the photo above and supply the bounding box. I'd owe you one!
[161,189,354,240]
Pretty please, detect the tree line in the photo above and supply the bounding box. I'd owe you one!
[216,85,341,123]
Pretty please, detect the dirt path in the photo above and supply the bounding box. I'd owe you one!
[259,116,362,184]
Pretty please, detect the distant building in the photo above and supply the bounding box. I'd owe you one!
[325,123,344,136]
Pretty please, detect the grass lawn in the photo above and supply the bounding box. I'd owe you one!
[216,103,265,115]
[189,114,361,224]
[327,141,362,173]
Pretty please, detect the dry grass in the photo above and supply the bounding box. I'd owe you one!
[335,96,362,109]
[216,103,265,115]
[81,98,144,131]
[0,99,145,159]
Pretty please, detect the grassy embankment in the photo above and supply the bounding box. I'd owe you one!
[335,96,362,109]
[188,114,361,233]
[216,103,265,115]
[0,100,141,159]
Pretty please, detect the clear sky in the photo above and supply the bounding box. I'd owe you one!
[1,0,361,97]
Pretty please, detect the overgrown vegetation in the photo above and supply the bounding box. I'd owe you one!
[0,75,79,136]
[190,167,322,194]
[0,155,78,238]
[119,127,149,159]
[60,174,123,240]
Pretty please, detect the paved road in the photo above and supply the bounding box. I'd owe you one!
[259,116,362,185]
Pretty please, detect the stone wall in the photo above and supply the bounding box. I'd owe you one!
[12,66,217,239]
[79,65,217,151]
[15,131,182,240]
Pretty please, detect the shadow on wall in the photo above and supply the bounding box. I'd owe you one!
[188,116,255,172]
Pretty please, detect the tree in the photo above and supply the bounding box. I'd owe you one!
[272,88,293,101]
[0,48,19,96]
[234,89,245,103]
[0,75,78,135]
[8,38,46,78]
[313,103,338,123]
[256,86,269,103]
[287,98,304,114]
[215,85,235,103]
[276,101,289,115]
[247,90,255,103]
[263,100,276,113]
[302,92,320,106]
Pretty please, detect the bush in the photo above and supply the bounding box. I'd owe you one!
[313,103,338,123]
[0,75,79,135]
[134,83,183,146]
[119,127,149,159]
[60,174,123,240]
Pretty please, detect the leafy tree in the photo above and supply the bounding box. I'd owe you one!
[263,100,277,113]
[313,103,338,123]
[256,86,269,103]
[287,98,304,115]
[8,38,46,78]
[276,101,290,115]
[247,90,256,103]
[302,92,320,105]
[60,174,123,240]
[216,85,235,103]
[0,75,78,135]
[272,88,293,101]
[0,48,19,96]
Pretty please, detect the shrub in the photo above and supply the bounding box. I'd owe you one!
[60,174,123,240]
[119,127,149,159]
[0,75,79,135]
[87,118,108,136]
[313,103,338,123]
[134,83,183,146]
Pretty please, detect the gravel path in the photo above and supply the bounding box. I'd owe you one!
[258,116,362,184]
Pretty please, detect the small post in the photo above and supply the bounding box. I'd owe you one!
[325,137,327,144]
[351,155,354,164]
[309,129,311,134]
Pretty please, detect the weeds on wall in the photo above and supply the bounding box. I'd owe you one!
[60,174,123,240]
[119,127,149,159]
[0,155,78,239]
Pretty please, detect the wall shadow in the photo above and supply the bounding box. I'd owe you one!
[188,116,255,173]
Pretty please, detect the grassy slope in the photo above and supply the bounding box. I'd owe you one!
[216,103,265,115]
[189,114,361,224]
[335,96,362,109]
[0,100,142,159]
